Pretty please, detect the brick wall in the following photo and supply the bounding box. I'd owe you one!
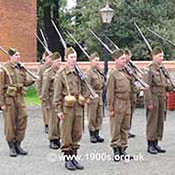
[0,0,36,62]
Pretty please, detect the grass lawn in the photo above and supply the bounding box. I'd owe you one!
[24,85,41,106]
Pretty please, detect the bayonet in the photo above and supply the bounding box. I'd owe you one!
[51,19,67,49]
[89,29,114,54]
[67,31,90,59]
[134,22,152,53]
[106,36,120,50]
[147,27,175,48]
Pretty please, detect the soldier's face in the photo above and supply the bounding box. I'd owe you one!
[116,55,126,68]
[91,57,100,68]
[67,52,77,66]
[52,58,61,69]
[153,52,164,64]
[125,54,132,62]
[45,56,52,65]
[11,52,21,63]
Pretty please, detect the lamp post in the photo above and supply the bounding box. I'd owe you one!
[100,3,114,75]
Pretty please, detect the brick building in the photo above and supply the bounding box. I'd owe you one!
[0,0,36,62]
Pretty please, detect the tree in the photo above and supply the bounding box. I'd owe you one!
[37,0,175,61]
[37,0,66,61]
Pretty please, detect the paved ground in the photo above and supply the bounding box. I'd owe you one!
[0,106,175,175]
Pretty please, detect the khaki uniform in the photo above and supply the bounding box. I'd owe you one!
[0,61,34,142]
[144,63,172,141]
[107,68,131,149]
[36,63,50,125]
[130,90,137,128]
[86,66,104,131]
[53,66,89,152]
[42,67,60,141]
[126,73,137,129]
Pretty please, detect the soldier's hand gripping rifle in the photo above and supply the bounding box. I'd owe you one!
[51,20,98,99]
[147,28,175,48]
[125,64,149,89]
[74,64,98,99]
[160,65,175,88]
[0,46,39,80]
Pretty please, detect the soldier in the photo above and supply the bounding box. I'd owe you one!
[143,46,173,154]
[86,52,105,143]
[124,49,137,138]
[36,52,52,133]
[0,48,35,157]
[41,52,61,149]
[107,49,133,161]
[54,47,89,171]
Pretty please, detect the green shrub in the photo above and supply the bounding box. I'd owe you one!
[24,85,41,106]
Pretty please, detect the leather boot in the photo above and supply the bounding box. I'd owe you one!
[147,141,157,154]
[8,141,17,157]
[50,140,60,149]
[16,141,28,155]
[95,130,104,143]
[128,132,136,139]
[64,151,76,171]
[120,147,133,160]
[113,147,121,162]
[55,139,61,149]
[44,124,48,134]
[154,140,166,153]
[89,131,97,143]
[71,149,84,170]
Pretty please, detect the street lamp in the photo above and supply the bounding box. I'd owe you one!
[100,3,114,24]
[100,3,114,75]
[100,3,114,108]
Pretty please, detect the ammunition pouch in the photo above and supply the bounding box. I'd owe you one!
[64,95,77,107]
[6,86,17,97]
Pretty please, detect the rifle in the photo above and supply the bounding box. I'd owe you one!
[125,65,149,89]
[35,33,52,56]
[106,36,120,50]
[66,31,90,59]
[105,34,144,76]
[134,23,175,88]
[147,28,175,48]
[90,28,144,77]
[51,20,67,49]
[40,29,49,49]
[67,31,106,117]
[128,60,144,76]
[160,65,175,88]
[134,22,152,53]
[0,46,39,80]
[135,23,175,121]
[74,64,98,99]
[0,46,8,55]
[89,29,114,54]
[51,20,98,99]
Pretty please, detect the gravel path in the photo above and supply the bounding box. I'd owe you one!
[0,106,175,175]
